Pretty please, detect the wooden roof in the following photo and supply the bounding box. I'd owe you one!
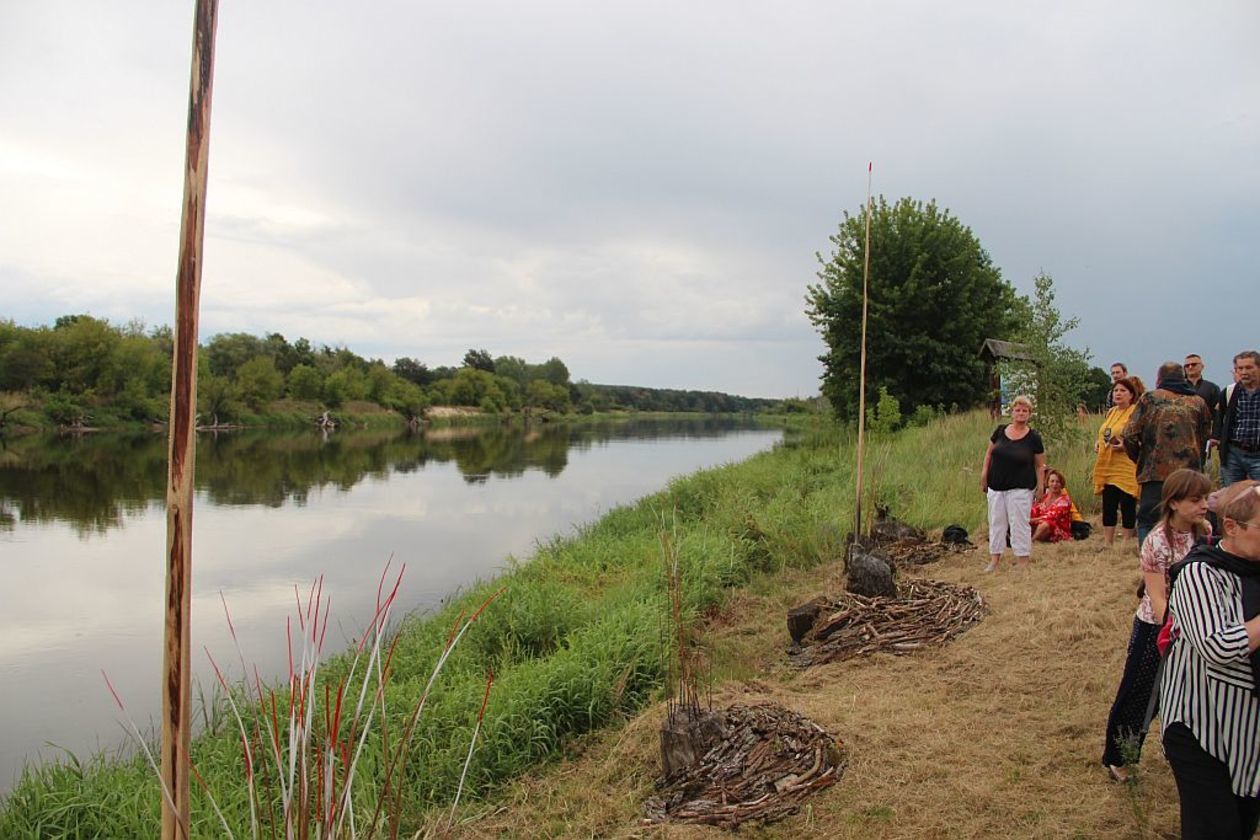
[978,338,1036,362]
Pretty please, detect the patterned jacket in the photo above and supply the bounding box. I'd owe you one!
[1121,387,1212,483]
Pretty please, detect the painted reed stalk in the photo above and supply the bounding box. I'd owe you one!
[103,564,502,838]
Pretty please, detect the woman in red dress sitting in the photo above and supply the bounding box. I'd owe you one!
[1031,468,1074,542]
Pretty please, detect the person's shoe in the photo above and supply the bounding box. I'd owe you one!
[982,561,999,573]
[1106,764,1129,783]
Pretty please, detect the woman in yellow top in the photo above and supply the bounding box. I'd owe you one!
[1093,377,1140,544]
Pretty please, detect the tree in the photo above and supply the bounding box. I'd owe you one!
[1008,272,1095,444]
[286,364,323,400]
[205,332,265,379]
[392,356,431,386]
[806,197,1025,421]
[235,356,284,409]
[462,348,495,373]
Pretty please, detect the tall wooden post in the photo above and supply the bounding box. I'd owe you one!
[853,163,873,540]
[162,2,219,837]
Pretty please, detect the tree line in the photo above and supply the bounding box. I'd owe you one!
[0,317,775,429]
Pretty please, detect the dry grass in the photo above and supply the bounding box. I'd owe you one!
[433,535,1180,839]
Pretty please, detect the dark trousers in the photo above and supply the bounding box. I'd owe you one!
[1137,481,1163,546]
[1102,618,1161,767]
[1164,722,1260,839]
[1101,484,1137,529]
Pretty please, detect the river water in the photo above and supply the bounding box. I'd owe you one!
[0,417,780,791]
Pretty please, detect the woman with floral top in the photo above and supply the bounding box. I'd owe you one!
[1101,468,1212,782]
[1031,468,1074,542]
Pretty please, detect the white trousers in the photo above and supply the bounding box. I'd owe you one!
[987,487,1034,557]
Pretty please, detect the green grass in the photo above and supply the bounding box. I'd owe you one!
[0,409,1104,837]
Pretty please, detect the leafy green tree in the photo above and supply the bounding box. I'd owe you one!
[536,357,570,387]
[205,332,266,379]
[447,368,508,409]
[48,315,120,393]
[286,364,323,400]
[806,197,1024,421]
[322,367,370,407]
[462,348,495,372]
[866,386,902,435]
[197,374,239,425]
[525,379,571,412]
[392,356,431,386]
[493,355,529,386]
[236,356,284,409]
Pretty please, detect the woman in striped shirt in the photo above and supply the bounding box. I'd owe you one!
[1162,480,1260,839]
[1101,468,1210,782]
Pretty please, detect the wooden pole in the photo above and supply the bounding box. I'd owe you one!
[853,163,872,541]
[162,2,218,837]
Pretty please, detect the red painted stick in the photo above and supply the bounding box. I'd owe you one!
[162,1,219,837]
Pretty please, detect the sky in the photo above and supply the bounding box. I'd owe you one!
[1,1,1255,399]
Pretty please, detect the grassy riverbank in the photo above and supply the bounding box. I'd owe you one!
[0,410,1106,837]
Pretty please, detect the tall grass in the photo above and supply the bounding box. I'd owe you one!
[0,410,1103,836]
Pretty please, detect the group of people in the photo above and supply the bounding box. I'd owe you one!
[980,350,1260,838]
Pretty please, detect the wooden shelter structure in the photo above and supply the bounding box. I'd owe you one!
[978,339,1036,419]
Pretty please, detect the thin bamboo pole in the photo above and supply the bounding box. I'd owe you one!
[853,163,872,541]
[162,2,219,837]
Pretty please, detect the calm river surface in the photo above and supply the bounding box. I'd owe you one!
[0,417,780,791]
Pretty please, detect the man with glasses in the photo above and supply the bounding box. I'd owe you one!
[1105,362,1128,409]
[1185,355,1221,468]
[1214,350,1260,485]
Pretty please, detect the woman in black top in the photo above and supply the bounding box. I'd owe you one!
[979,395,1046,572]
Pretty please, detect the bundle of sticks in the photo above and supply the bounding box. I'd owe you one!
[789,578,987,668]
[644,703,846,828]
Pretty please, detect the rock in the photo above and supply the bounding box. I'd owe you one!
[845,544,898,598]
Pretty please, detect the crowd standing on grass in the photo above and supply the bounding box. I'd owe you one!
[977,350,1260,835]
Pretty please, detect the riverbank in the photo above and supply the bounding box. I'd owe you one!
[0,411,1115,837]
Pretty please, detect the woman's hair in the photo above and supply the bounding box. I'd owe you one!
[1220,480,1260,528]
[1010,395,1034,411]
[1159,468,1214,542]
[1129,376,1147,397]
[1113,378,1139,401]
[1044,467,1067,489]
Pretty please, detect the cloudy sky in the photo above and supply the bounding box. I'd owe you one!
[1,1,1255,398]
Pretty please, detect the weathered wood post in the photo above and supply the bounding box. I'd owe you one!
[162,2,219,837]
[853,163,873,542]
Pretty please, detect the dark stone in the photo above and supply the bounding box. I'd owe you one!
[845,544,898,598]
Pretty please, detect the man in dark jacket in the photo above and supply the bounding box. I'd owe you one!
[1185,354,1221,468]
[1122,361,1213,543]
[1214,350,1260,485]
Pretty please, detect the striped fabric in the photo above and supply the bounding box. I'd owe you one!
[1161,562,1260,797]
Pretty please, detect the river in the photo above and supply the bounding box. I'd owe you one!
[0,417,780,791]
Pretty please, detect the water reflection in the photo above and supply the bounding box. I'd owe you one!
[0,417,764,535]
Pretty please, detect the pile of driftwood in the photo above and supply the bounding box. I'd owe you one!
[644,703,845,828]
[881,536,974,568]
[788,578,987,668]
